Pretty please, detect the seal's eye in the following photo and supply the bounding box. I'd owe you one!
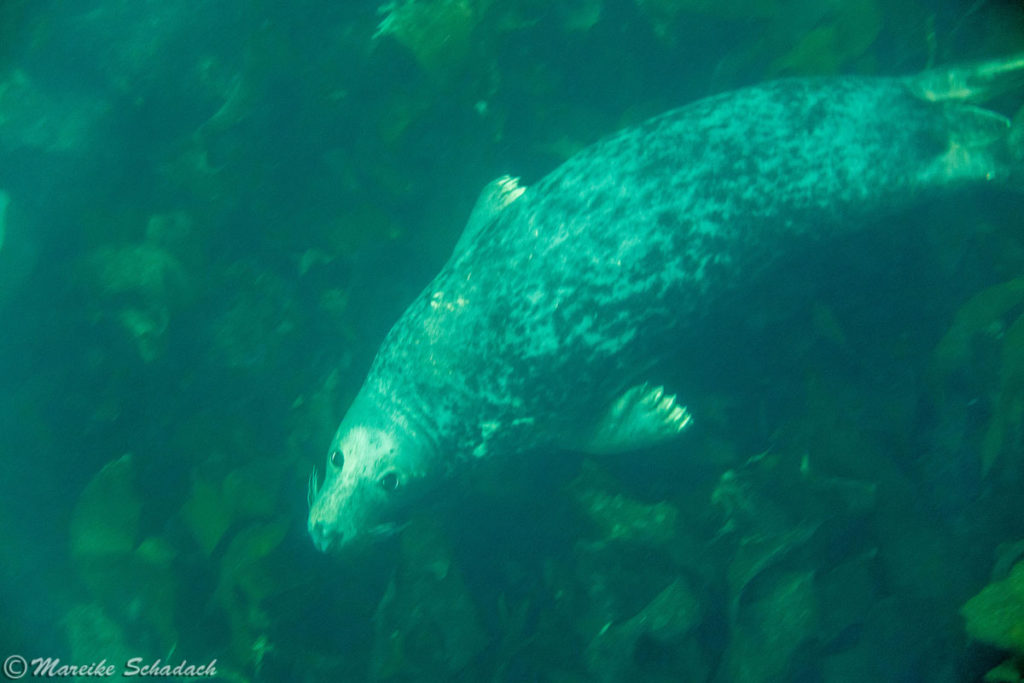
[330,449,344,469]
[378,471,399,492]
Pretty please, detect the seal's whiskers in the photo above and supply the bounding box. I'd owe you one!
[307,466,322,509]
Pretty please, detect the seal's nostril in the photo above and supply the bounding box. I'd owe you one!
[311,521,343,553]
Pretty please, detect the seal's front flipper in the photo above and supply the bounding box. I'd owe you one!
[909,53,1024,103]
[452,175,526,256]
[584,382,693,455]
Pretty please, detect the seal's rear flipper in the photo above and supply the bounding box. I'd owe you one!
[913,89,1024,187]
[583,382,693,455]
[909,53,1024,103]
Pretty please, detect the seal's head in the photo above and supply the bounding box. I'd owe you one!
[307,393,435,553]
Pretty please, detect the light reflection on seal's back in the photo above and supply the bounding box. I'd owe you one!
[309,54,1024,553]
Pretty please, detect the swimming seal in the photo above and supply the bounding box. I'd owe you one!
[308,55,1024,553]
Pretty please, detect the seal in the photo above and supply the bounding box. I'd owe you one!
[308,55,1024,553]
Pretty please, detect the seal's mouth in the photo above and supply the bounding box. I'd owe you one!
[366,521,409,539]
[310,520,408,555]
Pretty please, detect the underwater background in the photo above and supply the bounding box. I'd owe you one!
[1,0,1024,681]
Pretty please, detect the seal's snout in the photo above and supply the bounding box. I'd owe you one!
[310,520,342,553]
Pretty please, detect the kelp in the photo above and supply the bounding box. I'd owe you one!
[963,558,1024,655]
[69,454,179,652]
[767,0,882,76]
[634,0,778,27]
[932,277,1024,383]
[78,221,194,363]
[584,577,705,682]
[569,460,680,547]
[178,458,292,669]
[931,277,1024,475]
[214,518,291,671]
[374,0,482,77]
[63,604,134,674]
[710,444,879,682]
[963,556,1024,681]
[180,458,285,556]
[719,570,818,683]
[68,451,296,679]
[558,460,707,679]
[370,518,487,681]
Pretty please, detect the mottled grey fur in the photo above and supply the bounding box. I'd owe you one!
[309,59,1023,552]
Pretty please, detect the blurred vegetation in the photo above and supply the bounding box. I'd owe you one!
[0,0,1022,681]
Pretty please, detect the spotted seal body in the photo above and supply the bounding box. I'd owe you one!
[309,55,1024,552]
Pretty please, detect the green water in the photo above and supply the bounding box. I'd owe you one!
[1,0,1023,680]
